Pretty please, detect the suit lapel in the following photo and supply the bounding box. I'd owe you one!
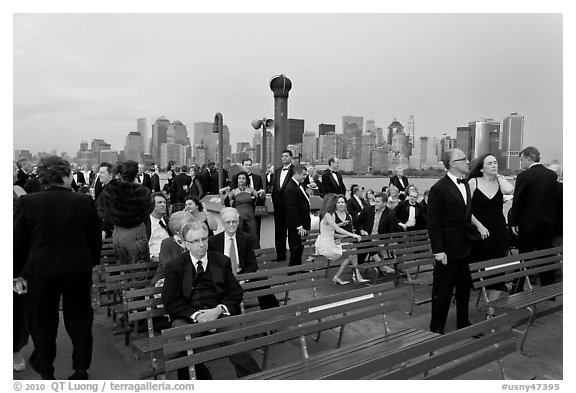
[181,252,194,299]
[444,175,466,206]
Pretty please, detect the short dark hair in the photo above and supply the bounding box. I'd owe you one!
[99,162,113,172]
[235,171,251,187]
[441,150,454,170]
[519,146,540,162]
[282,150,293,157]
[350,184,359,194]
[180,165,188,173]
[242,158,253,165]
[328,157,337,166]
[293,164,307,174]
[151,191,166,203]
[37,155,71,185]
[374,192,388,202]
[184,195,203,211]
[116,160,138,182]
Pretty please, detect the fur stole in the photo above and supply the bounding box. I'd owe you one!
[96,179,154,228]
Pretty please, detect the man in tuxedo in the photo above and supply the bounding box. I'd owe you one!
[15,158,32,188]
[199,163,212,195]
[70,163,86,192]
[303,166,324,197]
[509,147,559,292]
[94,162,113,201]
[172,165,192,205]
[161,221,261,379]
[150,163,161,192]
[239,158,265,238]
[264,165,274,194]
[355,192,396,274]
[272,150,294,261]
[209,163,229,195]
[346,184,365,225]
[146,192,172,262]
[321,157,346,195]
[394,189,427,231]
[284,164,311,267]
[389,166,409,200]
[208,207,279,309]
[137,164,153,191]
[427,148,473,334]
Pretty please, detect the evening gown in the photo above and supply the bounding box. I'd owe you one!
[314,214,343,261]
[471,182,510,291]
[233,191,257,236]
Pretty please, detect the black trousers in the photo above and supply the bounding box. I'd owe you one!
[272,202,287,260]
[287,227,304,267]
[26,271,94,378]
[429,257,472,334]
[13,291,29,353]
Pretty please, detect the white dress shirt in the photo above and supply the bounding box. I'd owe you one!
[224,232,240,274]
[279,166,290,188]
[447,172,467,204]
[149,215,170,258]
[406,204,416,227]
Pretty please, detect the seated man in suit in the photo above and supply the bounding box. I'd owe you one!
[346,184,365,225]
[355,192,396,275]
[208,207,279,310]
[146,192,172,262]
[161,221,261,379]
[394,189,427,231]
[389,166,409,201]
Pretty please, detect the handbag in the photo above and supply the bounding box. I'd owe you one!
[254,205,268,216]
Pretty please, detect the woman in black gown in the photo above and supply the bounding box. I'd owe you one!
[467,153,515,315]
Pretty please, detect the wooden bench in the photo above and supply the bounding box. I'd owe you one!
[469,247,563,355]
[283,308,530,380]
[161,282,399,379]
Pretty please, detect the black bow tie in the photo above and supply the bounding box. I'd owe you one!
[282,168,289,171]
[457,178,465,184]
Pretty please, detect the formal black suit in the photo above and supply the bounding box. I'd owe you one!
[150,173,161,192]
[346,195,366,225]
[161,250,260,379]
[23,176,43,194]
[321,170,346,195]
[209,168,229,195]
[208,230,279,310]
[355,204,397,264]
[427,175,473,334]
[137,172,152,191]
[14,186,102,378]
[171,173,192,204]
[71,171,86,192]
[16,169,29,188]
[509,163,558,290]
[394,199,427,231]
[389,174,409,195]
[303,175,324,196]
[265,172,274,194]
[284,178,311,267]
[271,164,293,260]
[94,177,104,201]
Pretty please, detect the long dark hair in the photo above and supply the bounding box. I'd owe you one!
[319,193,340,221]
[116,160,139,182]
[234,171,251,187]
[467,153,497,180]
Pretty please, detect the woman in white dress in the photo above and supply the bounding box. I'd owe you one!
[315,194,367,285]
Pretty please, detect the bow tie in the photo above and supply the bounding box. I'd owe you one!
[456,178,465,184]
[282,168,289,171]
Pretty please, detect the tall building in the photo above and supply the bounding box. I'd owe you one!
[360,131,377,173]
[253,129,273,165]
[387,118,404,145]
[151,116,170,163]
[371,146,391,173]
[501,113,524,170]
[14,150,33,162]
[171,120,188,145]
[375,127,385,144]
[366,119,376,133]
[342,116,363,170]
[319,123,335,136]
[301,131,318,162]
[136,117,152,154]
[193,121,231,164]
[236,142,250,154]
[456,126,473,160]
[124,131,144,163]
[318,132,339,163]
[287,118,305,145]
[440,134,457,159]
[409,136,439,169]
[160,141,186,168]
[468,118,501,160]
[406,115,415,149]
[99,150,119,165]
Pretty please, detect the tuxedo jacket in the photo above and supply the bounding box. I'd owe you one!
[150,173,161,192]
[321,170,346,195]
[356,205,396,235]
[347,195,366,224]
[284,179,311,230]
[23,177,42,194]
[13,186,102,277]
[389,175,409,193]
[16,169,29,188]
[272,165,294,206]
[427,175,472,260]
[509,164,557,236]
[208,230,260,274]
[161,250,244,321]
[209,169,229,194]
[71,171,86,191]
[303,175,324,196]
[265,173,274,194]
[394,199,427,230]
[172,173,192,202]
[137,173,152,191]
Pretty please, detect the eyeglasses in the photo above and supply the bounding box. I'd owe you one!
[182,236,209,246]
[223,220,239,225]
[451,157,468,163]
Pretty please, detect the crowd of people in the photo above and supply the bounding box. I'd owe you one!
[13,145,563,380]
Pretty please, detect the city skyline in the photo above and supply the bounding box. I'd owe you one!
[13,13,563,163]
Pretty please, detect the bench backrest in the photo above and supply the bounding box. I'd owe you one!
[469,247,563,290]
[105,261,159,292]
[322,308,530,380]
[162,282,397,376]
[394,242,435,271]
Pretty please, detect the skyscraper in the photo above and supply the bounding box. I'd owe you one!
[342,115,363,170]
[501,113,524,170]
[124,131,144,163]
[387,118,404,145]
[440,134,457,159]
[287,118,305,145]
[171,120,188,145]
[318,132,339,163]
[151,116,170,163]
[160,141,186,168]
[468,118,501,161]
[253,129,273,165]
[318,123,335,136]
[137,117,152,154]
[406,115,415,149]
[301,131,318,162]
[456,126,473,160]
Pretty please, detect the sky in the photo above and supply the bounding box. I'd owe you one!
[11,12,565,164]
